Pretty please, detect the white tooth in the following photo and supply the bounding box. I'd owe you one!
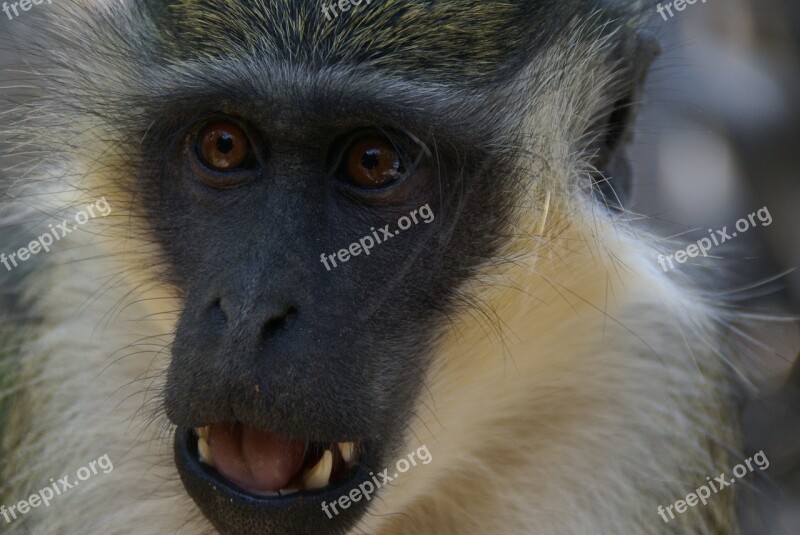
[338,442,356,463]
[279,488,299,496]
[303,450,333,490]
[197,426,210,441]
[198,437,214,467]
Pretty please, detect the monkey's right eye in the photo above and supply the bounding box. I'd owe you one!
[196,122,253,173]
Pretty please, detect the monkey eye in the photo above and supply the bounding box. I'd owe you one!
[342,136,407,188]
[196,122,253,172]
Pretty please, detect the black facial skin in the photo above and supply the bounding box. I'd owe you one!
[161,108,466,437]
[135,82,519,534]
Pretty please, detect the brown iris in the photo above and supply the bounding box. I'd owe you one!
[345,137,405,188]
[198,122,250,171]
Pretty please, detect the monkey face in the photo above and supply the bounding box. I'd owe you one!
[139,82,515,533]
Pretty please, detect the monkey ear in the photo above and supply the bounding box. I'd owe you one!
[591,30,661,209]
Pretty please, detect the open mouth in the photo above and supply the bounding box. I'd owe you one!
[194,423,360,496]
[174,424,378,534]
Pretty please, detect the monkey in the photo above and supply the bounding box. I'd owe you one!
[0,0,759,533]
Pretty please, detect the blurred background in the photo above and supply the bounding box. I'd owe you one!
[636,1,800,532]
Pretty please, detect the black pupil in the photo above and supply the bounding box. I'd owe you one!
[361,148,381,170]
[217,134,234,154]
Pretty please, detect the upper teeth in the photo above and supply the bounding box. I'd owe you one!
[303,449,333,490]
[198,437,214,467]
[339,441,356,463]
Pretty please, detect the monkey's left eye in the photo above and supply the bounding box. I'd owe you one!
[341,136,408,188]
[196,122,253,172]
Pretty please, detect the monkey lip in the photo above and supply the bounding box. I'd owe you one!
[195,422,359,495]
[174,426,378,534]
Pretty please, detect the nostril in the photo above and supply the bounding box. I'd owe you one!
[208,298,228,333]
[260,306,297,342]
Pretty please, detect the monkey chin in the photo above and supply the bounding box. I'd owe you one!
[174,424,377,534]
